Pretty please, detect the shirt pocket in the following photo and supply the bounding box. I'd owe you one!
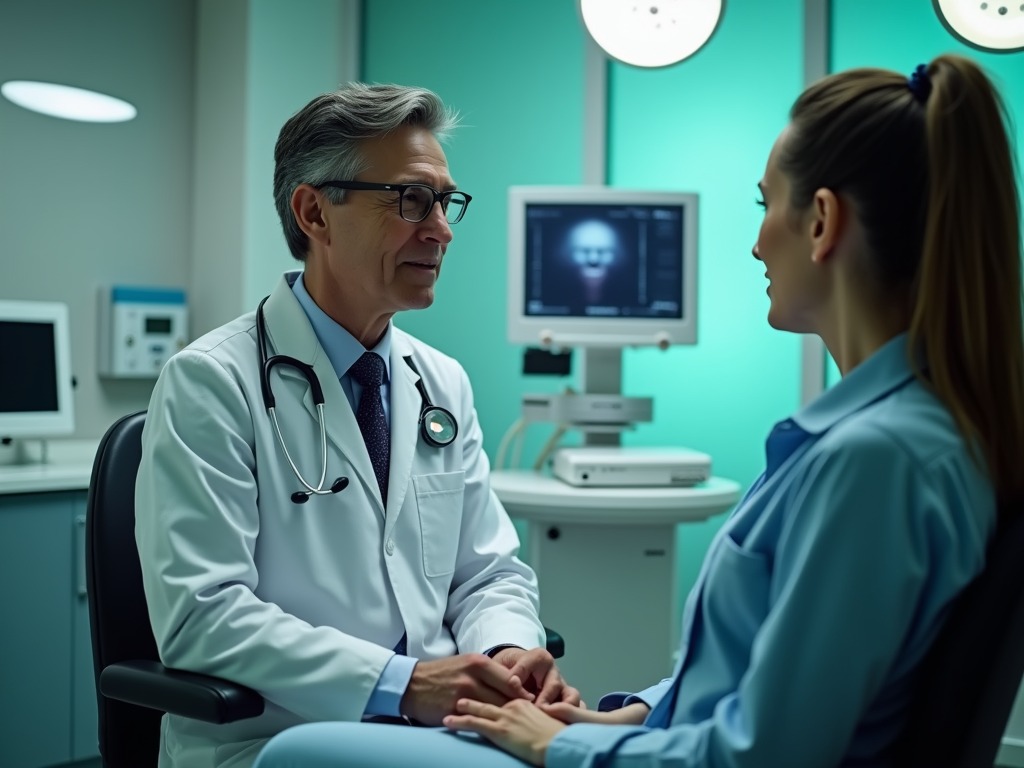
[701,532,772,664]
[413,470,466,578]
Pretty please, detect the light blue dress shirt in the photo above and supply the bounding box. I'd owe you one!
[548,333,996,768]
[291,273,418,718]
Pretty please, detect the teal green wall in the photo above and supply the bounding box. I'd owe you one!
[362,0,587,473]
[363,0,804,628]
[606,0,805,622]
[363,0,1022,629]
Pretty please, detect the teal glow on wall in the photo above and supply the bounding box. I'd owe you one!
[607,0,805,611]
[363,0,587,472]
[363,0,806,625]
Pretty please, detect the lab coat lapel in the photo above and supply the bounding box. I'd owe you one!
[386,333,419,532]
[261,276,385,517]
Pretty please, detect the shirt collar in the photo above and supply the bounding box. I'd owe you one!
[290,270,392,383]
[790,332,917,435]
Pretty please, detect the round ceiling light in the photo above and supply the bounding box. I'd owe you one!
[933,0,1024,52]
[579,0,725,68]
[1,80,137,123]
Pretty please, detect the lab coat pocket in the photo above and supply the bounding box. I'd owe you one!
[413,470,466,578]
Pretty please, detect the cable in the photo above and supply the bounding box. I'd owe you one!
[495,418,525,470]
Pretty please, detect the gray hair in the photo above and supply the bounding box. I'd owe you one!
[273,83,459,260]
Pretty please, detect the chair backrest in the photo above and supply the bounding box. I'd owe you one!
[892,499,1024,768]
[85,411,162,768]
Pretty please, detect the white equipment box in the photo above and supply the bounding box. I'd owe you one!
[552,446,711,488]
[522,393,652,425]
[98,286,188,378]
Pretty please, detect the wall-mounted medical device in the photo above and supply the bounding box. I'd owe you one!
[0,300,75,438]
[98,286,188,378]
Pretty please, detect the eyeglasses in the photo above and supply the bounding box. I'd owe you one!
[318,181,472,224]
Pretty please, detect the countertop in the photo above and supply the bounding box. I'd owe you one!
[0,440,99,495]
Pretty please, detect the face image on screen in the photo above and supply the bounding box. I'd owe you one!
[523,203,684,319]
[0,320,59,413]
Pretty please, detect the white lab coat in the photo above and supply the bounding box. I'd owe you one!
[135,273,544,768]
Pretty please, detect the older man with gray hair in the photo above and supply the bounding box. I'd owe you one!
[135,83,577,768]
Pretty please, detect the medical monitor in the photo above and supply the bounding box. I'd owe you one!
[507,187,698,347]
[0,300,75,438]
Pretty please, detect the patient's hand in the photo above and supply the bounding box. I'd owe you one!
[540,701,650,726]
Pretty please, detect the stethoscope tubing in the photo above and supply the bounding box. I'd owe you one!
[256,295,458,504]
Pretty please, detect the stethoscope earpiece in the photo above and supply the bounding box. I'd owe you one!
[290,476,348,505]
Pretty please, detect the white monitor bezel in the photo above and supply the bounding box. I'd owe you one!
[0,300,75,438]
[507,186,698,347]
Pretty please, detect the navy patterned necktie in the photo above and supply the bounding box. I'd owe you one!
[349,352,389,506]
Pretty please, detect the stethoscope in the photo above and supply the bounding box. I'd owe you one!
[256,297,459,504]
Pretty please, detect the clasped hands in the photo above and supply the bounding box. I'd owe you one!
[400,647,650,766]
[399,647,579,726]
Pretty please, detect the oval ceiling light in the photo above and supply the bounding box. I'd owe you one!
[933,0,1024,52]
[1,80,137,123]
[579,0,725,68]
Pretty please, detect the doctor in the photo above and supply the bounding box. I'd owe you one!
[135,83,576,768]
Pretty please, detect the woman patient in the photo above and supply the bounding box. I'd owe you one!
[253,53,1024,768]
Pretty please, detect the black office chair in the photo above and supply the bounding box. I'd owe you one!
[86,410,565,768]
[891,498,1024,768]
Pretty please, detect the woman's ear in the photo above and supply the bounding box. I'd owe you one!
[291,184,330,247]
[809,188,842,264]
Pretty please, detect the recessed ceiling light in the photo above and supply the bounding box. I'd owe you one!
[933,0,1024,52]
[579,0,725,68]
[1,80,137,123]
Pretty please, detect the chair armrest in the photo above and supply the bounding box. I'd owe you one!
[544,627,565,659]
[99,660,264,724]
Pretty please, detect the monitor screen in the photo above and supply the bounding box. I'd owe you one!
[0,300,74,438]
[524,203,684,320]
[508,187,698,347]
[0,320,58,413]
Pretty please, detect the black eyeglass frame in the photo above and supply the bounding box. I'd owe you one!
[318,180,473,224]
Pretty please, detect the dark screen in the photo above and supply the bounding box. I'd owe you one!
[524,203,685,319]
[0,321,59,413]
[146,317,172,334]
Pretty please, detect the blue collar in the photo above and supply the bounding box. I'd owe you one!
[289,270,392,384]
[791,332,917,436]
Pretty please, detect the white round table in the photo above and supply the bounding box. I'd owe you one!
[491,470,742,705]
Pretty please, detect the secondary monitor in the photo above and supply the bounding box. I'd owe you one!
[0,300,75,438]
[507,187,698,347]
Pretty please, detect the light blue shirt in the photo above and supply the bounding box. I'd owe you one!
[291,272,417,718]
[548,333,996,768]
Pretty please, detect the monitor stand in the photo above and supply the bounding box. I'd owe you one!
[579,346,623,446]
[493,345,741,702]
[0,438,51,466]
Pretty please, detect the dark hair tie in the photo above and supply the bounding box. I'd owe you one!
[907,64,932,103]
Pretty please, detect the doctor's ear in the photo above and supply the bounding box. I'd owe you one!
[291,184,331,247]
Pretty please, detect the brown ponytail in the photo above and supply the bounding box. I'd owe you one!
[781,54,1024,507]
[914,56,1024,507]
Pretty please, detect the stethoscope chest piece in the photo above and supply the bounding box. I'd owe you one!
[421,406,458,447]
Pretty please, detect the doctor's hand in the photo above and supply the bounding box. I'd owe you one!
[399,654,534,726]
[492,647,581,707]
